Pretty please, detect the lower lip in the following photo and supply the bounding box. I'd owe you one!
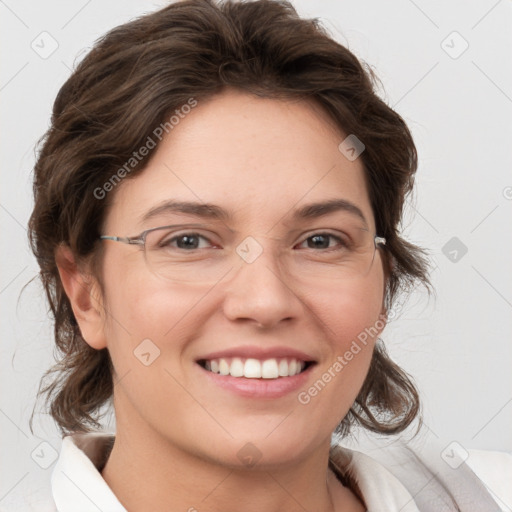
[197,364,315,399]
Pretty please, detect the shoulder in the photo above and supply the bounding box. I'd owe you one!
[330,434,512,512]
[465,447,512,510]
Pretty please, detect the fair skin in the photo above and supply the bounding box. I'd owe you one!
[57,88,387,511]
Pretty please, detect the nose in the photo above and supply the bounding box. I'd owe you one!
[221,247,304,329]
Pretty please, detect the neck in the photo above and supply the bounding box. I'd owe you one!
[101,406,363,511]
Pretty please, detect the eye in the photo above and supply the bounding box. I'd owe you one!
[296,233,348,250]
[161,232,213,250]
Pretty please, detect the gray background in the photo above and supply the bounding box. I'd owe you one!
[1,0,511,508]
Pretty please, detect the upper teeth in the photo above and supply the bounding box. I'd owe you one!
[204,358,306,379]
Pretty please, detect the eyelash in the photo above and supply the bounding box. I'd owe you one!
[163,232,349,251]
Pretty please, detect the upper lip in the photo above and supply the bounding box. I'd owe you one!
[196,345,317,362]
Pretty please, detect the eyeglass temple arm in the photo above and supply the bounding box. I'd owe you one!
[100,235,144,245]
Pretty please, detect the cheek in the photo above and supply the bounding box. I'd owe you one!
[302,278,384,416]
[99,274,211,427]
[312,274,385,348]
[100,266,207,373]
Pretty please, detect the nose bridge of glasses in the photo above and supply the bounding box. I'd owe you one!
[229,233,288,273]
[225,236,307,303]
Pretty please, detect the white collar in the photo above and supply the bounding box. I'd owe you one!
[51,433,125,512]
[51,432,423,512]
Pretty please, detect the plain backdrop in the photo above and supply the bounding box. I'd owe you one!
[1,0,511,508]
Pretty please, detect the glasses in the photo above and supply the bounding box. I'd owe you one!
[100,224,386,285]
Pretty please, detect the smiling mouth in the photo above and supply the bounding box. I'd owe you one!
[197,357,315,379]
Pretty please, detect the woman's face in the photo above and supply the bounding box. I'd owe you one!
[93,89,386,467]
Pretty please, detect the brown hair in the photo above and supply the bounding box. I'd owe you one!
[28,0,431,436]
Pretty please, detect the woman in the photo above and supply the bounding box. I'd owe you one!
[28,0,511,510]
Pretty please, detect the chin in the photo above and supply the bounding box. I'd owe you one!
[198,421,329,471]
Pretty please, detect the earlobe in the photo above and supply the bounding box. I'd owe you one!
[55,244,107,350]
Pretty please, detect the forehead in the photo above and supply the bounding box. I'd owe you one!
[105,89,374,233]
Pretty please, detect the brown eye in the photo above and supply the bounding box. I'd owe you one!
[297,233,347,250]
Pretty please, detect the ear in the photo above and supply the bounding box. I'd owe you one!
[55,244,107,350]
[379,251,394,326]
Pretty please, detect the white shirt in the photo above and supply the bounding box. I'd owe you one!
[45,432,511,511]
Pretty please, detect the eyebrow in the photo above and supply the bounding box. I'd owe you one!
[141,198,368,228]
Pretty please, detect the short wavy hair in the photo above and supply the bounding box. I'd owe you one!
[29,0,431,436]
